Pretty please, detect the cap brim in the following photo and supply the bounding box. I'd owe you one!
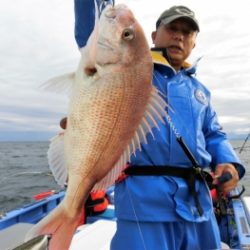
[161,15,199,31]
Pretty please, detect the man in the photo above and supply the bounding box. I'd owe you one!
[72,1,245,249]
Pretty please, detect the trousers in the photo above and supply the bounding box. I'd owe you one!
[110,213,221,250]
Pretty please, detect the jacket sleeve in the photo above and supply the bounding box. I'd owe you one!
[74,0,96,48]
[204,103,245,179]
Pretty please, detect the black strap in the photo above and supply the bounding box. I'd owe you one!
[176,136,200,168]
[124,165,213,216]
[125,166,205,178]
[124,166,212,184]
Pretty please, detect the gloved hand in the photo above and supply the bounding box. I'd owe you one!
[213,163,239,193]
[99,0,115,13]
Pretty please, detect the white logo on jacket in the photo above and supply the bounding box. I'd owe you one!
[195,89,208,105]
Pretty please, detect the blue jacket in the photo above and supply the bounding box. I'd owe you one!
[114,52,245,222]
[74,0,245,222]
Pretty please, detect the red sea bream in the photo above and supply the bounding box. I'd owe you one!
[25,3,167,249]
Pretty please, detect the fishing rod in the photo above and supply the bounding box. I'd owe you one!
[239,132,250,154]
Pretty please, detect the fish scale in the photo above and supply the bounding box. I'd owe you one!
[66,70,152,183]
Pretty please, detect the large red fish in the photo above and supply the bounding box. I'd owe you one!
[25,3,167,249]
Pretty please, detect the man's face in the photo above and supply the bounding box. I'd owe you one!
[151,18,197,70]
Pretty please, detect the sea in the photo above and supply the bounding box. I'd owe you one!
[0,140,249,214]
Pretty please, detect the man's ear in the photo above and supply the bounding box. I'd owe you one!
[151,31,156,44]
[193,43,196,49]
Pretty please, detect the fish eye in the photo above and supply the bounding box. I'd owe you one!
[122,28,134,41]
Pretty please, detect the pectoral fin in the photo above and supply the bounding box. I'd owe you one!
[40,72,75,96]
[47,133,68,187]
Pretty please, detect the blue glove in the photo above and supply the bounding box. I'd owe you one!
[99,0,115,13]
[74,0,95,48]
[74,0,115,48]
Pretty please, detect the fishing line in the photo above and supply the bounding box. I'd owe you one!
[125,182,148,250]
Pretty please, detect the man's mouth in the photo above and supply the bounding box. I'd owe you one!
[167,45,182,53]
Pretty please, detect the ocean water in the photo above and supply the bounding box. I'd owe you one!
[0,141,59,213]
[0,140,249,214]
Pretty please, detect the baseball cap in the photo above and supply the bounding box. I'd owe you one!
[156,6,199,32]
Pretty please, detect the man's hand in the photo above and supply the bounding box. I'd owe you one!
[60,117,67,130]
[213,163,239,193]
[99,0,114,15]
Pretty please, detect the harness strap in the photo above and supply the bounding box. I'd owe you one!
[123,165,213,216]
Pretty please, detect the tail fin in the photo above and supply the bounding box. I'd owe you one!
[25,202,84,250]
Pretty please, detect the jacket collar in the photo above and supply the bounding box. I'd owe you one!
[150,49,199,75]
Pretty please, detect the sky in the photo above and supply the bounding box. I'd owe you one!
[0,0,249,141]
